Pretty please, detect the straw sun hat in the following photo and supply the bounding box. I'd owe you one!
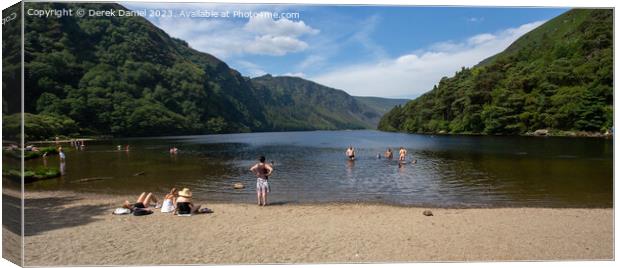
[178,188,192,198]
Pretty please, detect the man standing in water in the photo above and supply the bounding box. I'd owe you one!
[345,146,356,160]
[399,147,407,162]
[250,156,274,206]
[384,148,393,159]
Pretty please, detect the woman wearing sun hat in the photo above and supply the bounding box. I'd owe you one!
[175,188,201,215]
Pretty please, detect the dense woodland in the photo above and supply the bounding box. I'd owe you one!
[2,2,402,141]
[379,9,613,135]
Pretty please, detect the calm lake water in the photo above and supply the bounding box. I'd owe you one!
[25,130,613,208]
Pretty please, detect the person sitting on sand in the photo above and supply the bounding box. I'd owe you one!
[175,188,201,215]
[384,148,393,159]
[161,188,178,213]
[399,147,407,162]
[122,192,158,215]
[250,156,274,206]
[345,146,356,160]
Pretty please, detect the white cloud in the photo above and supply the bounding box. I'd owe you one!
[155,17,246,58]
[246,35,309,56]
[468,33,496,45]
[282,72,306,77]
[244,12,319,36]
[149,11,318,59]
[310,21,545,98]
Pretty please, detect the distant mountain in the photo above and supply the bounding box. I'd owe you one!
[379,9,613,135]
[354,96,409,116]
[11,2,398,140]
[251,75,384,130]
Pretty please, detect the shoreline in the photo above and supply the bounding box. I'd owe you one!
[15,128,615,144]
[27,138,96,144]
[380,130,613,139]
[19,188,614,209]
[2,189,614,265]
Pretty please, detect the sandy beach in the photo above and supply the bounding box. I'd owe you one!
[3,190,613,266]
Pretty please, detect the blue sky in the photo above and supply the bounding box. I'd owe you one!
[123,2,567,98]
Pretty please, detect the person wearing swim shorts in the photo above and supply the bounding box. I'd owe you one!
[345,146,356,160]
[250,156,273,206]
[121,192,158,216]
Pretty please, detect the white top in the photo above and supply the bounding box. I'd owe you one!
[160,199,175,213]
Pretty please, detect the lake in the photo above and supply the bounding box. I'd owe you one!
[25,130,613,208]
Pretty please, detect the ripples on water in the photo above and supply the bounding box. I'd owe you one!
[25,131,613,208]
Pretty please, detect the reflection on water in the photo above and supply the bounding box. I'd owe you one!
[59,161,65,176]
[25,130,613,208]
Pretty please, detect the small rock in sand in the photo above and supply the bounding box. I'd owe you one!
[423,210,433,216]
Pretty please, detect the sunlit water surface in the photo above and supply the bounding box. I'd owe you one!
[26,130,613,207]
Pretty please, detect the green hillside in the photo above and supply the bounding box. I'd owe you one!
[379,9,613,135]
[251,75,381,130]
[18,2,269,138]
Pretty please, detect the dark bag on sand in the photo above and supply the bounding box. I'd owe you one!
[133,208,153,216]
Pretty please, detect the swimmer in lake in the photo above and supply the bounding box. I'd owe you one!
[384,148,393,160]
[345,146,356,160]
[399,147,407,162]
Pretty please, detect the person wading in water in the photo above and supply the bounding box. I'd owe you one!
[345,146,356,160]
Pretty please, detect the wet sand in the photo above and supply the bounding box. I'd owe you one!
[8,190,614,266]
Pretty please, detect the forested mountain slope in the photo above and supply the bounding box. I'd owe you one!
[379,9,613,135]
[20,2,269,137]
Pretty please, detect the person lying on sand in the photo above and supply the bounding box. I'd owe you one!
[122,192,158,216]
[161,188,178,213]
[175,188,201,215]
